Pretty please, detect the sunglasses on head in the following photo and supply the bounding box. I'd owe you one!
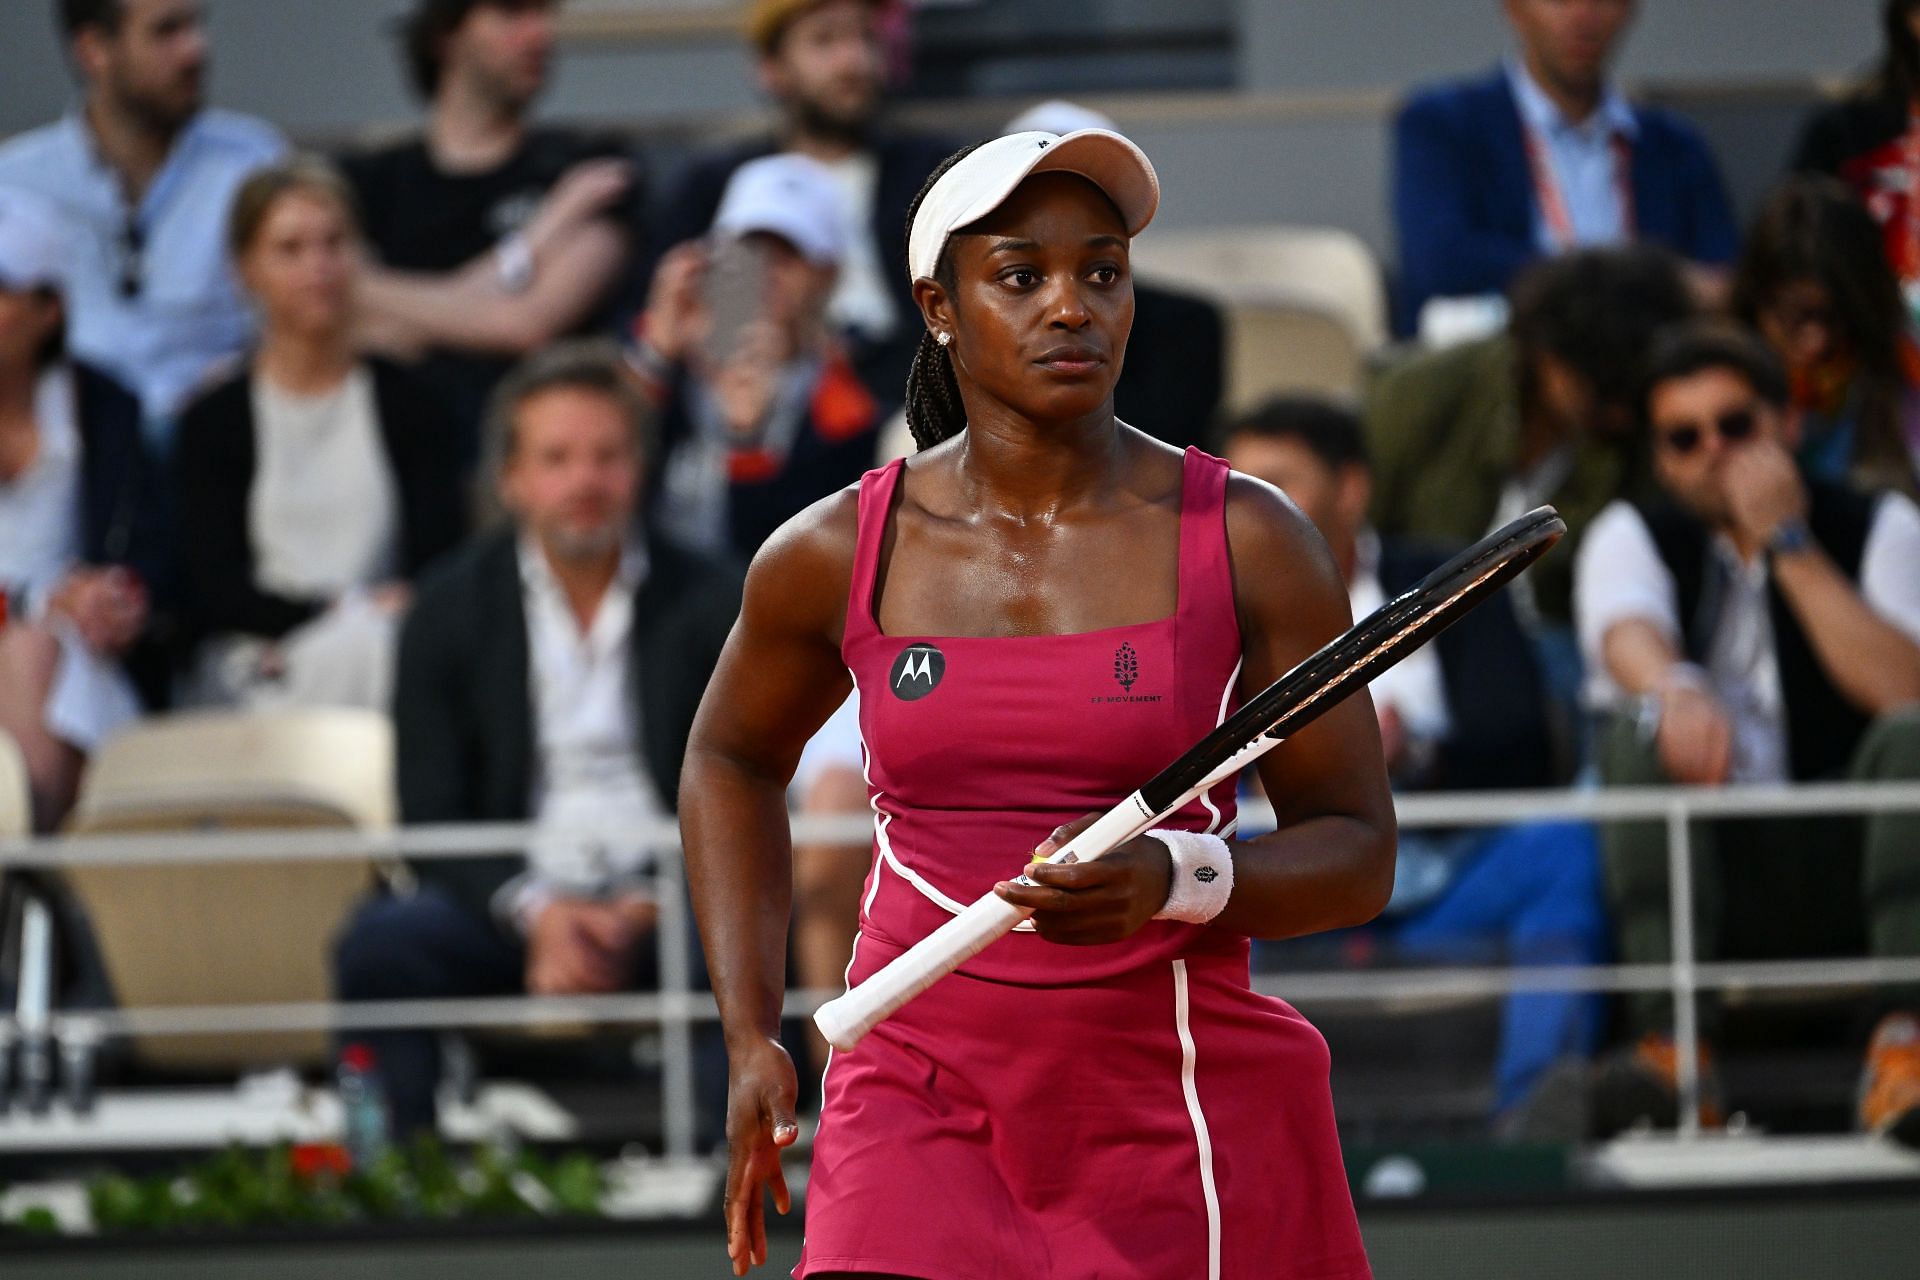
[1655,407,1758,456]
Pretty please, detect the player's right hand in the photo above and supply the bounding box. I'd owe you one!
[723,1035,799,1275]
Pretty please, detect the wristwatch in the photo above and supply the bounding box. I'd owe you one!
[1767,516,1814,557]
[493,231,535,294]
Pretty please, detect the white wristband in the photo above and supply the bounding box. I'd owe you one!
[1147,829,1233,924]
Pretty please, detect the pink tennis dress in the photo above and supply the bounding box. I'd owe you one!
[796,448,1371,1280]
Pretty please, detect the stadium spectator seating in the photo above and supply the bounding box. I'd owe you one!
[1131,224,1387,407]
[62,710,392,1072]
[1130,224,1390,350]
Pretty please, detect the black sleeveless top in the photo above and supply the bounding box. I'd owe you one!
[1631,481,1877,781]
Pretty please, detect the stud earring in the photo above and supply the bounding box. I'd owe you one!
[936,331,951,347]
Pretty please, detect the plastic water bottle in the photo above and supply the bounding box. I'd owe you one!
[336,1043,392,1171]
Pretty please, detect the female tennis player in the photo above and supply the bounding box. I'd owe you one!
[680,129,1395,1280]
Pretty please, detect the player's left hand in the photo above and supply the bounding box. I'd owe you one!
[993,814,1173,945]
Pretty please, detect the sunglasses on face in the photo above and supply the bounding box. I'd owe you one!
[1654,406,1759,456]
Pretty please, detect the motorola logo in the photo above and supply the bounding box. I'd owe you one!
[889,644,945,701]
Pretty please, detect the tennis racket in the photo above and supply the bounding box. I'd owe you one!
[813,505,1567,1051]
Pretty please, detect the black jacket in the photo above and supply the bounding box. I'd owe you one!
[17,362,175,705]
[69,361,170,591]
[655,358,880,556]
[1791,86,1908,180]
[172,360,466,644]
[392,529,743,929]
[1118,283,1225,451]
[652,130,960,405]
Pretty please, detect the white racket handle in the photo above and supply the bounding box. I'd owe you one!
[813,801,1152,1050]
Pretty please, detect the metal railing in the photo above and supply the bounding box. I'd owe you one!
[6,781,1920,1155]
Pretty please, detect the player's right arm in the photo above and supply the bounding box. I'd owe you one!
[679,488,859,1275]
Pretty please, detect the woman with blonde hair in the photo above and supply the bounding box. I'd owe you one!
[174,157,464,709]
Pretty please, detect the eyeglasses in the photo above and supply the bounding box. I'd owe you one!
[1654,406,1759,456]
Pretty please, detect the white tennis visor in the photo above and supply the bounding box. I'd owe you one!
[905,129,1160,283]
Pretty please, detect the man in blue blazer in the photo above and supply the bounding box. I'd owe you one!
[1393,0,1736,335]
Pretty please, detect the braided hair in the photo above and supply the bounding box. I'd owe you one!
[903,143,985,451]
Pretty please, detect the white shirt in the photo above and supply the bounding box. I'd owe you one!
[1489,441,1576,629]
[512,536,664,917]
[816,151,896,342]
[1575,495,1920,783]
[249,366,399,599]
[0,365,141,753]
[1349,530,1454,746]
[0,365,84,612]
[1506,57,1639,252]
[0,110,287,443]
[1417,63,1638,347]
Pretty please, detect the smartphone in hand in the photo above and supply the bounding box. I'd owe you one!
[700,236,770,370]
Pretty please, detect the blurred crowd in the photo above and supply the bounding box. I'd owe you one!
[2,0,1918,1145]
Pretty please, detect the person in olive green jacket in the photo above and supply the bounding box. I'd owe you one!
[1366,246,1694,627]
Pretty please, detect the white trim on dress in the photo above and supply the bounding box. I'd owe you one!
[1173,958,1223,1280]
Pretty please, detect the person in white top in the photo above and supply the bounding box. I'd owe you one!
[1222,396,1608,1129]
[650,0,958,409]
[637,152,879,558]
[172,160,465,712]
[335,341,742,1137]
[0,0,287,445]
[1575,322,1920,1140]
[0,187,159,831]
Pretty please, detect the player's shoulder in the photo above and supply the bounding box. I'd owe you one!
[1220,465,1349,627]
[1222,466,1326,563]
[742,481,864,627]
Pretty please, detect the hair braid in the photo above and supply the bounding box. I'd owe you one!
[902,143,984,451]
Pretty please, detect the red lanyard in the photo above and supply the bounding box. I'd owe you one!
[1521,121,1636,251]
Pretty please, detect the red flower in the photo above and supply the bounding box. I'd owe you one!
[290,1143,352,1180]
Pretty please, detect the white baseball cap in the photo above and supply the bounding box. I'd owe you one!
[906,129,1159,283]
[711,153,850,267]
[0,187,68,294]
